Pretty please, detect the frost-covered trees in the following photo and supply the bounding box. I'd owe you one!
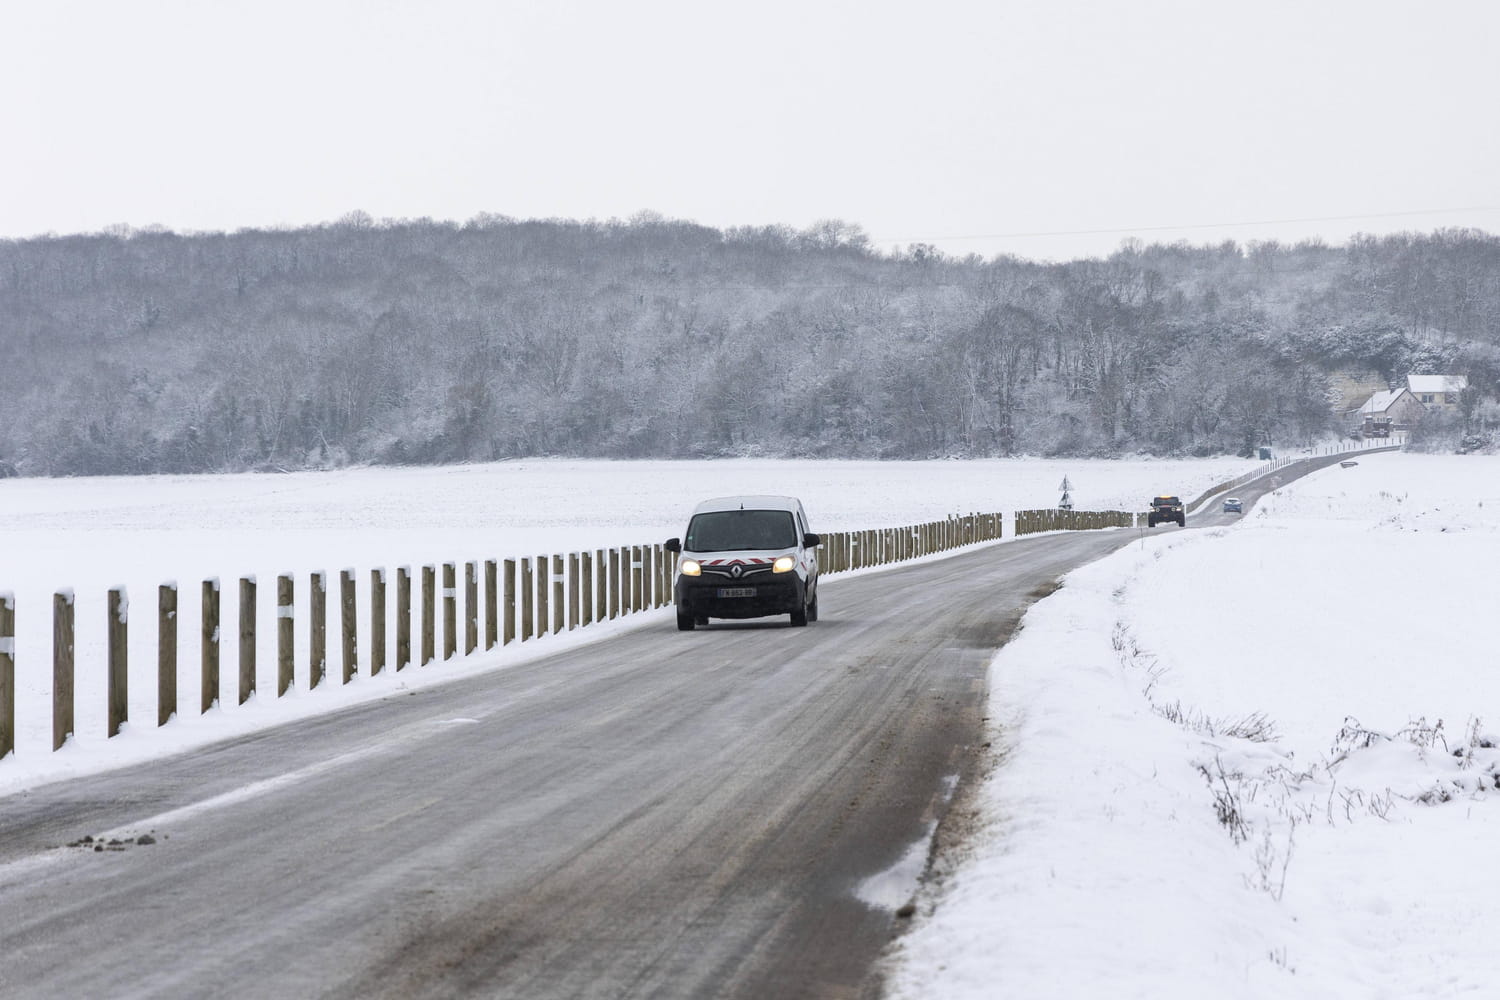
[0,219,1495,474]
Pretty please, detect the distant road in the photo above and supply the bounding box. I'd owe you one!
[0,453,1370,999]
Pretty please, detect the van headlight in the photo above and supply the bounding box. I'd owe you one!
[772,556,795,573]
[680,559,702,577]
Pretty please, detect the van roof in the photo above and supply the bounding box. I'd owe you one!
[690,495,804,516]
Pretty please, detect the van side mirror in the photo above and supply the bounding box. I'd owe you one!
[803,532,821,547]
[664,538,681,553]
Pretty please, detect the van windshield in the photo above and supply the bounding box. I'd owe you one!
[685,509,797,553]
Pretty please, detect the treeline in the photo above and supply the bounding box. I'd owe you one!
[2,212,1498,476]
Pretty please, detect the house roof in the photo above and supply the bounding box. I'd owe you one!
[1360,389,1406,415]
[1407,374,1468,395]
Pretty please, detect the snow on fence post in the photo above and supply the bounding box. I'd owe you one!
[568,553,580,629]
[371,568,387,676]
[520,558,534,641]
[239,577,256,705]
[0,593,13,760]
[421,565,435,665]
[581,551,594,626]
[277,575,294,696]
[201,579,220,712]
[340,570,357,683]
[396,566,412,671]
[158,583,177,727]
[442,563,457,661]
[108,587,128,737]
[503,559,516,645]
[53,590,74,750]
[310,571,327,689]
[484,560,498,650]
[465,562,478,656]
[552,555,564,634]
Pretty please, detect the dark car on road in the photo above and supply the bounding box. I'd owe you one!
[1147,495,1186,527]
[1222,497,1243,513]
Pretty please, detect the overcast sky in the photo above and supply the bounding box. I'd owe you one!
[4,0,1497,262]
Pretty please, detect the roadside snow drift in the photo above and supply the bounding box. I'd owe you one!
[888,452,1500,999]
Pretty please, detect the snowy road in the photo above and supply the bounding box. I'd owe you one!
[0,456,1355,998]
[0,531,1128,998]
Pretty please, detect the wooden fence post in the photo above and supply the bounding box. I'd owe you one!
[466,562,478,654]
[158,583,177,726]
[239,577,256,705]
[108,587,128,737]
[396,567,411,671]
[581,551,594,626]
[421,565,435,665]
[620,546,630,613]
[0,593,13,759]
[595,549,607,622]
[341,569,357,683]
[53,590,74,750]
[310,571,327,689]
[443,563,457,661]
[277,575,294,696]
[609,548,621,619]
[201,580,219,712]
[552,555,565,634]
[639,546,652,610]
[521,558,534,641]
[371,569,387,676]
[536,555,549,637]
[485,559,498,650]
[568,552,580,630]
[503,559,516,645]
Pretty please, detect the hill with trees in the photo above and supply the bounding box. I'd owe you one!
[2,213,1497,476]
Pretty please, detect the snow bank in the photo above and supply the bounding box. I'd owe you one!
[888,452,1500,998]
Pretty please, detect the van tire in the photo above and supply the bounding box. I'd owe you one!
[676,608,695,631]
[790,604,808,627]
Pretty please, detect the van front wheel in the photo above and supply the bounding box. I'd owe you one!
[677,607,695,631]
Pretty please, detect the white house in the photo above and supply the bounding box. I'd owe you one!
[1357,388,1426,430]
[1407,374,1469,409]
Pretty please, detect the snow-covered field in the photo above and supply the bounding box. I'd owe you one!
[887,450,1500,999]
[0,455,1264,793]
[9,445,1474,998]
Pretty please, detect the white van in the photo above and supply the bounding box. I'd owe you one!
[663,495,821,630]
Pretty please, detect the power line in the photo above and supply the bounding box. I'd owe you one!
[879,205,1500,244]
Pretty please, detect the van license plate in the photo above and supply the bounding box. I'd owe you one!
[717,587,756,598]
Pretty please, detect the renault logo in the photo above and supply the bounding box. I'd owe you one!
[730,564,743,578]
